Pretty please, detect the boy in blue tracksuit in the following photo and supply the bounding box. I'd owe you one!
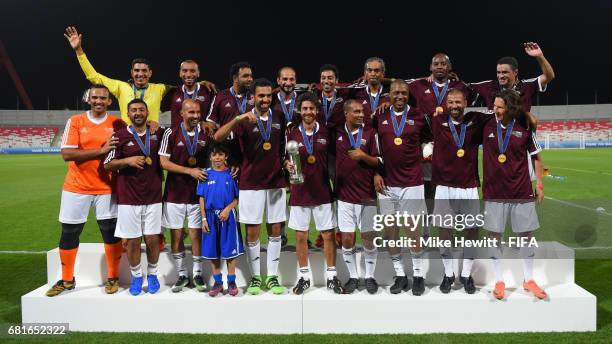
[196,143,243,297]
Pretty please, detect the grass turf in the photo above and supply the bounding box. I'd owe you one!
[0,149,611,341]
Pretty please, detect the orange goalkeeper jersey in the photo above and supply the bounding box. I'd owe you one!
[61,111,124,194]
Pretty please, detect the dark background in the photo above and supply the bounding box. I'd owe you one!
[1,0,611,110]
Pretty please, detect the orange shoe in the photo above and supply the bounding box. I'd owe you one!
[493,281,505,300]
[314,233,324,249]
[523,280,547,299]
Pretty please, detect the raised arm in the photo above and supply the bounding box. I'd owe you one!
[64,26,122,95]
[213,111,257,141]
[524,42,555,87]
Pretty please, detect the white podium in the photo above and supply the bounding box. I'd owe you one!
[22,242,596,334]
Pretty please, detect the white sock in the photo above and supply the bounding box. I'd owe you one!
[491,258,503,282]
[247,240,261,276]
[461,259,474,278]
[521,246,535,281]
[130,263,142,278]
[342,247,358,278]
[411,250,424,277]
[172,251,187,277]
[267,236,282,277]
[192,256,203,276]
[147,262,158,276]
[391,254,405,277]
[363,248,378,279]
[442,258,454,277]
[299,266,310,281]
[326,266,337,279]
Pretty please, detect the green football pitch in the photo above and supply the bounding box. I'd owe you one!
[1,149,611,343]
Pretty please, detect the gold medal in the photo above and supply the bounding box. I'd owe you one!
[457,149,465,158]
[187,156,197,166]
[145,156,153,165]
[394,137,403,145]
[498,154,506,163]
[436,106,444,114]
[263,142,272,151]
[307,155,316,164]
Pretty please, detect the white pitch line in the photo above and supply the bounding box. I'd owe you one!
[573,246,612,251]
[0,250,46,254]
[549,166,612,176]
[544,196,612,216]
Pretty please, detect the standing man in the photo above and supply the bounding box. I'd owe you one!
[336,99,381,294]
[104,99,165,296]
[159,99,210,292]
[284,92,343,295]
[47,84,124,297]
[274,66,299,126]
[214,78,287,295]
[469,42,555,112]
[162,60,214,129]
[430,89,490,294]
[374,80,431,296]
[482,90,545,300]
[350,57,390,127]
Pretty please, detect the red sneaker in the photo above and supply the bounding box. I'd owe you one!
[493,281,505,300]
[523,280,547,299]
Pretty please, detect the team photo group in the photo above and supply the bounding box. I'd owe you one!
[50,26,555,301]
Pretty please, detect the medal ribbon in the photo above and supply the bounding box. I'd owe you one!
[129,125,150,157]
[322,91,337,122]
[278,92,296,123]
[345,124,363,150]
[448,116,466,149]
[367,85,381,113]
[182,84,200,101]
[254,108,273,142]
[496,119,515,155]
[180,122,199,157]
[299,122,318,155]
[230,87,248,113]
[132,84,148,100]
[390,105,409,138]
[432,80,449,106]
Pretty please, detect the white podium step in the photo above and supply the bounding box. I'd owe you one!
[22,282,595,334]
[46,242,575,288]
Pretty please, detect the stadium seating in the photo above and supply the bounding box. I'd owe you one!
[0,126,59,148]
[537,119,612,142]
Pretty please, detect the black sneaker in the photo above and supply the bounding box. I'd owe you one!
[460,276,476,294]
[412,276,425,296]
[281,234,288,247]
[343,278,359,294]
[193,275,206,292]
[390,275,409,294]
[365,278,379,294]
[327,276,344,294]
[439,274,455,294]
[171,275,190,293]
[292,277,311,295]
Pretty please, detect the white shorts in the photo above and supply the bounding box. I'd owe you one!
[337,200,377,233]
[162,202,202,229]
[378,185,427,216]
[239,188,287,224]
[115,203,163,239]
[484,201,540,233]
[433,186,481,229]
[59,191,117,224]
[289,203,336,231]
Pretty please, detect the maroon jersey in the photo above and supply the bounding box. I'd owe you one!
[163,84,213,128]
[104,126,164,205]
[408,79,474,115]
[349,85,390,128]
[286,123,333,206]
[469,77,545,112]
[206,88,254,166]
[431,111,490,188]
[376,106,432,187]
[316,88,354,129]
[159,125,210,204]
[482,117,541,200]
[234,110,287,190]
[272,91,299,126]
[335,125,379,204]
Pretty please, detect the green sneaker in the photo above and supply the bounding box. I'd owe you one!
[247,275,263,295]
[265,276,286,295]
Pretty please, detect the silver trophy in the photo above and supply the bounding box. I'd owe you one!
[286,140,304,184]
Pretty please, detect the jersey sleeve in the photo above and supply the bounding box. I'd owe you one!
[76,54,123,97]
[527,130,542,155]
[205,94,220,125]
[230,175,239,199]
[103,140,121,164]
[158,128,173,157]
[196,178,208,198]
[61,117,79,149]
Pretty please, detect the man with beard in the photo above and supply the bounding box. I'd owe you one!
[162,60,214,128]
[159,99,210,292]
[214,78,287,295]
[374,80,431,296]
[430,89,491,294]
[104,99,165,295]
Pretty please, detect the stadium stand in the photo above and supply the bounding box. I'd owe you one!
[0,126,59,148]
[537,119,612,148]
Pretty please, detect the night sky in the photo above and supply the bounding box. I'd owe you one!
[1,0,611,110]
